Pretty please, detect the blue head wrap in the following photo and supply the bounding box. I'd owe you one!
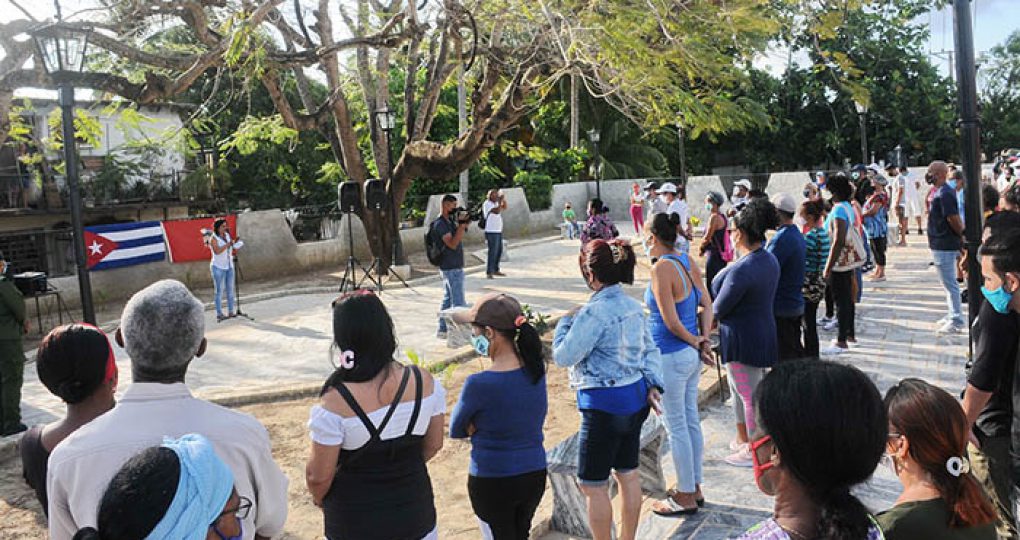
[145,434,235,540]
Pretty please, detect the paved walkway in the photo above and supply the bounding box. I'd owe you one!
[10,231,969,539]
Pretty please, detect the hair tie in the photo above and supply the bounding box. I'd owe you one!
[514,315,527,328]
[609,244,624,264]
[339,350,356,370]
[946,456,971,477]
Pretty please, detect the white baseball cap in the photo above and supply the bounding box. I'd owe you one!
[657,182,678,194]
[771,193,798,214]
[734,179,752,190]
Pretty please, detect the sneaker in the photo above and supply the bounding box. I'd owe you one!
[821,345,849,355]
[216,314,228,322]
[728,439,747,452]
[494,272,506,277]
[817,315,834,325]
[918,228,924,236]
[936,321,963,335]
[724,447,754,468]
[823,319,838,331]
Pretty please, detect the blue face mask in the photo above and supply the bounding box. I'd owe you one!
[981,285,1014,314]
[704,203,713,212]
[948,179,958,189]
[471,334,490,356]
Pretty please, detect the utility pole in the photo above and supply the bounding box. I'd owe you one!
[457,65,469,204]
[570,73,579,149]
[952,0,983,332]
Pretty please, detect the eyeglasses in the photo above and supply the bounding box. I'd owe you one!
[211,495,252,525]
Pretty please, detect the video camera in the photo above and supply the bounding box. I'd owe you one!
[453,207,478,225]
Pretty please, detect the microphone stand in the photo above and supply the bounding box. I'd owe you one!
[230,249,253,321]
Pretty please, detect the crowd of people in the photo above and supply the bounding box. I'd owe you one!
[3,157,1020,540]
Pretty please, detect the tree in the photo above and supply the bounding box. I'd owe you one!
[0,0,781,268]
[980,30,1020,161]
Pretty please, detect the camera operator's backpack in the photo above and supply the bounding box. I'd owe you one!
[425,218,445,266]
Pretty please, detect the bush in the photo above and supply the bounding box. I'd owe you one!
[513,171,554,210]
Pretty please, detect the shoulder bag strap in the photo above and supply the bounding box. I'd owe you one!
[404,366,425,438]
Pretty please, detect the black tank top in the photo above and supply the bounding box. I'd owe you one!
[322,366,436,540]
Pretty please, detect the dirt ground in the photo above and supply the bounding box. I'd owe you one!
[0,359,577,540]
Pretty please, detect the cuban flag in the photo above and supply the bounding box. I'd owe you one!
[84,221,167,271]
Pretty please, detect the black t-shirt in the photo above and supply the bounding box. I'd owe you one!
[433,216,464,271]
[968,300,1019,438]
[19,424,50,515]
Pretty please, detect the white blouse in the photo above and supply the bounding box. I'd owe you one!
[308,382,446,450]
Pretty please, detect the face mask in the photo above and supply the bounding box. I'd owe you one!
[981,284,1014,314]
[471,334,490,356]
[705,203,713,212]
[213,518,243,540]
[948,179,958,189]
[880,453,899,477]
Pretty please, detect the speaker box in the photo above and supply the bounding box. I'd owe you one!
[338,182,362,213]
[365,179,387,210]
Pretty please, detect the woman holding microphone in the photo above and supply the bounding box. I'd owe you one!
[208,218,241,321]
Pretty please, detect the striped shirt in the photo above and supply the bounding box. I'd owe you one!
[804,226,830,275]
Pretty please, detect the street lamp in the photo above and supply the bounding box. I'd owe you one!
[854,100,869,166]
[587,128,601,199]
[374,105,402,266]
[32,22,95,324]
[894,144,903,169]
[676,112,688,185]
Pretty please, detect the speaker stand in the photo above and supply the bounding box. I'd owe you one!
[339,210,377,293]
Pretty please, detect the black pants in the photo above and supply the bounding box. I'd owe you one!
[803,301,820,359]
[775,315,805,361]
[830,271,856,343]
[824,284,834,318]
[870,236,887,267]
[705,250,726,297]
[469,469,547,540]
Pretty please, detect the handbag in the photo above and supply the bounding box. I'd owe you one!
[832,203,867,272]
[802,272,826,304]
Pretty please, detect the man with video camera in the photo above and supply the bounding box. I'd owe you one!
[435,194,470,339]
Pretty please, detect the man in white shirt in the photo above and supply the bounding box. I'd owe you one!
[656,182,691,253]
[47,280,289,540]
[729,179,752,218]
[482,189,507,279]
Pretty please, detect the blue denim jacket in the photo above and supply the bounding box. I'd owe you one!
[553,284,664,392]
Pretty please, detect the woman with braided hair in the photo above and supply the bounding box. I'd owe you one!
[553,238,664,540]
[20,323,118,515]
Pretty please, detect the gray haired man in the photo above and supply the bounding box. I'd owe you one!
[47,280,288,540]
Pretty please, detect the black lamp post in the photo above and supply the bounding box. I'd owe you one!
[587,128,601,199]
[676,113,688,185]
[854,100,869,165]
[894,144,903,168]
[32,22,95,324]
[374,105,403,266]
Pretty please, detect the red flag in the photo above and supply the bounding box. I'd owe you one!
[161,215,237,263]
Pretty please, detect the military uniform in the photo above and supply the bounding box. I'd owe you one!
[0,271,26,434]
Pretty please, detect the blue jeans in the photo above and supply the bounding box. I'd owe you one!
[932,249,964,326]
[211,265,235,317]
[485,232,503,275]
[564,222,582,239]
[438,268,466,334]
[660,348,703,492]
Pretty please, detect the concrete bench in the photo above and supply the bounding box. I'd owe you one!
[547,413,667,538]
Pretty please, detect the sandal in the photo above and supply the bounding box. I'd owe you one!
[652,496,698,517]
[667,487,705,506]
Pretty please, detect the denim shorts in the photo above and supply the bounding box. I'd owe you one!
[577,406,650,484]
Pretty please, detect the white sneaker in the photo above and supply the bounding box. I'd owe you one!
[817,315,834,325]
[821,345,849,355]
[823,320,838,331]
[724,446,754,467]
[728,439,746,452]
[936,321,963,335]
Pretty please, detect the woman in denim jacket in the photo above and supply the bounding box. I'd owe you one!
[553,239,664,540]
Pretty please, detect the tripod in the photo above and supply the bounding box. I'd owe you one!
[357,204,408,293]
[340,210,379,293]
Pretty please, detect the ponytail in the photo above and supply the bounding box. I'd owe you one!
[816,488,873,540]
[650,213,680,244]
[933,466,996,528]
[72,528,101,540]
[497,323,546,384]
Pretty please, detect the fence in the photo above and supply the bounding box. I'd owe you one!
[0,170,192,211]
[0,228,76,278]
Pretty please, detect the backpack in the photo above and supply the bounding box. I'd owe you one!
[425,218,445,266]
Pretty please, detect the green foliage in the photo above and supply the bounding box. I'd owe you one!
[520,304,550,335]
[220,115,299,156]
[513,171,553,210]
[980,31,1020,159]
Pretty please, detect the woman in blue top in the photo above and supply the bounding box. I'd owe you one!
[711,198,780,468]
[553,239,664,540]
[645,213,716,517]
[450,293,548,540]
[822,173,861,355]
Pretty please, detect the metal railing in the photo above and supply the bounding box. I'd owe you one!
[0,170,193,211]
[0,228,76,278]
